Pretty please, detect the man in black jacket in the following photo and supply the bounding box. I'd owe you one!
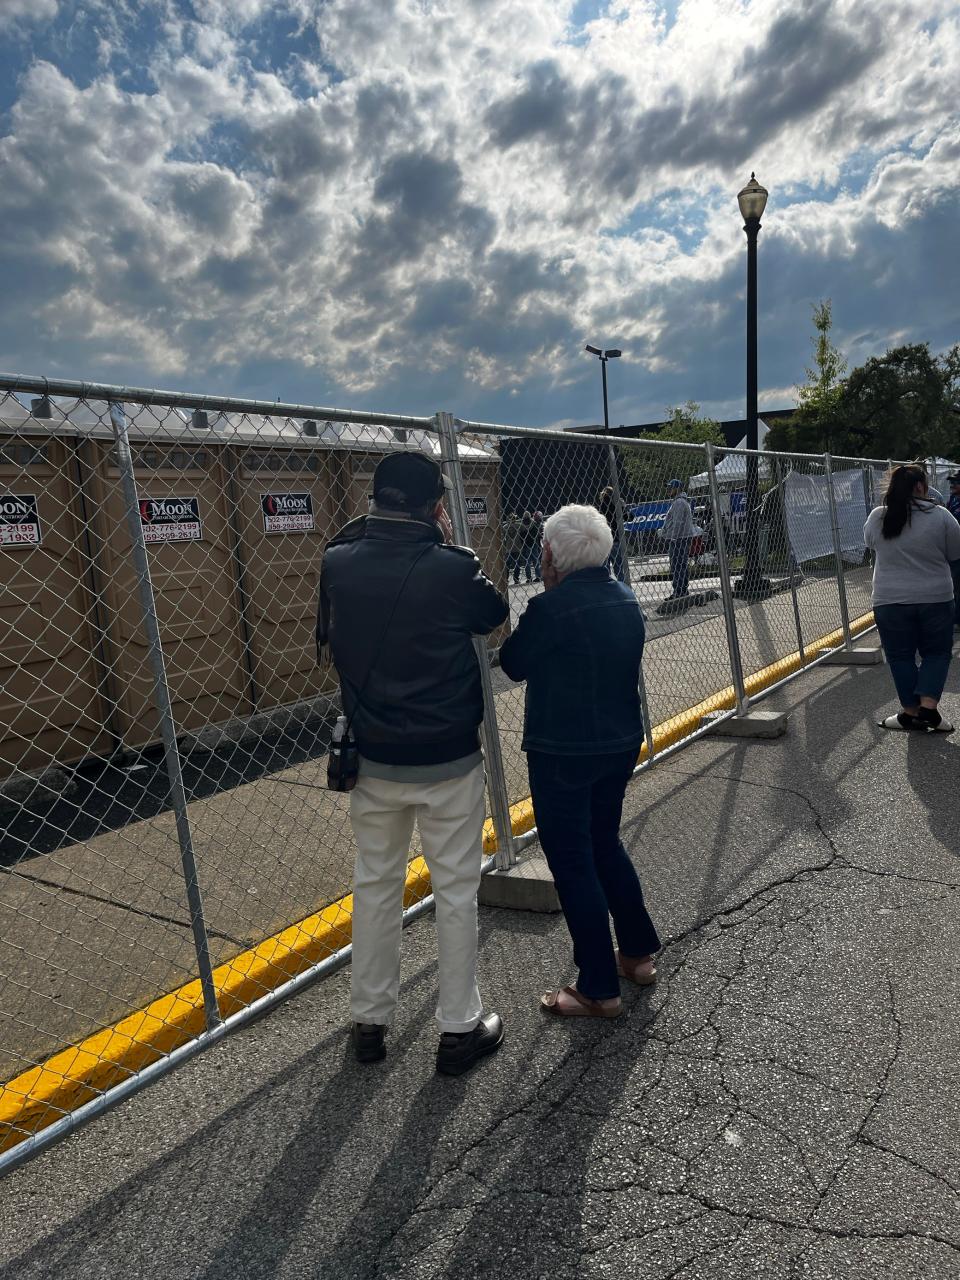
[317,451,509,1074]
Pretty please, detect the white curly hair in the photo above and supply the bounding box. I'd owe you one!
[543,504,613,574]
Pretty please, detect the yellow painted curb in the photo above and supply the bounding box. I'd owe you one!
[0,608,874,1153]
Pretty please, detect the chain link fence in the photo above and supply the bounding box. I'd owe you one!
[0,375,887,1170]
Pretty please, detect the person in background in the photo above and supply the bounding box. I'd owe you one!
[519,511,541,584]
[597,486,626,581]
[530,511,544,581]
[317,451,509,1073]
[659,478,694,599]
[865,464,960,732]
[947,473,960,523]
[499,504,660,1018]
[947,473,960,627]
[504,511,523,585]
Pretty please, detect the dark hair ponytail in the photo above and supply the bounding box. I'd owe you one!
[881,465,927,538]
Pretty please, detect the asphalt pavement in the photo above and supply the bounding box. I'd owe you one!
[1,652,958,1278]
[0,566,873,1080]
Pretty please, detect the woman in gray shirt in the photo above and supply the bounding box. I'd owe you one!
[864,464,960,731]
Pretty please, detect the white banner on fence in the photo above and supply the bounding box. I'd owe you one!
[784,469,866,565]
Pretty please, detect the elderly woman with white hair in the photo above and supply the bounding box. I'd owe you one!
[499,504,661,1017]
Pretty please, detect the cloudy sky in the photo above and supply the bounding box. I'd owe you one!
[0,0,957,429]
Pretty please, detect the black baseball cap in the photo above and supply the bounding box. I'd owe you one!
[373,451,450,509]
[949,473,960,485]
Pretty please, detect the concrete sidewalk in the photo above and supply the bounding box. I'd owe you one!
[1,655,958,1278]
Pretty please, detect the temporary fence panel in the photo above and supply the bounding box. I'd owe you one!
[1,406,218,1144]
[0,371,890,1173]
[0,384,447,1167]
[612,436,745,741]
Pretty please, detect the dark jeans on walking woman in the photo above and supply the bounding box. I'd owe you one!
[874,601,954,706]
[528,747,660,1000]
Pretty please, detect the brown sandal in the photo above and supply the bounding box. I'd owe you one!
[540,985,622,1018]
[616,950,657,986]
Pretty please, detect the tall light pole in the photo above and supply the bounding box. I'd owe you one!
[585,344,622,431]
[585,344,630,582]
[735,173,769,598]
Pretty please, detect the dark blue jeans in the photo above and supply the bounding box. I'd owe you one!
[528,748,661,1000]
[874,601,954,707]
[668,539,691,598]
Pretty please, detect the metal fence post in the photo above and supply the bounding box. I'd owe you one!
[706,443,749,714]
[606,444,655,762]
[436,412,516,870]
[605,443,632,589]
[108,402,222,1031]
[824,453,853,650]
[771,455,806,664]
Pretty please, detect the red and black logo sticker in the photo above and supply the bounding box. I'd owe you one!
[139,496,202,543]
[0,493,41,548]
[261,492,314,534]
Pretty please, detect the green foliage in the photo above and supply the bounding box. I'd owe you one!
[840,343,960,459]
[620,402,725,498]
[768,300,960,458]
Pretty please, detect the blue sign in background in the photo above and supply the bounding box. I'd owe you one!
[624,500,673,535]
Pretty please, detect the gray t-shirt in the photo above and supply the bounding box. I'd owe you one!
[864,501,960,605]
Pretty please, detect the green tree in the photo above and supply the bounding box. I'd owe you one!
[797,300,847,449]
[837,343,959,459]
[769,299,960,459]
[768,300,846,452]
[620,401,725,498]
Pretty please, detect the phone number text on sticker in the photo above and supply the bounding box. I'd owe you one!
[139,496,203,543]
[0,494,42,548]
[261,492,315,534]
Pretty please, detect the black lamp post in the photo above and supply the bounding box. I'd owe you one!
[734,172,770,598]
[585,345,622,431]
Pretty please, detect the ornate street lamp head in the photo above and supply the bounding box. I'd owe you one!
[737,172,768,222]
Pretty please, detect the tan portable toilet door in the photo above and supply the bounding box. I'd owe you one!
[93,438,252,747]
[0,434,113,779]
[231,445,337,711]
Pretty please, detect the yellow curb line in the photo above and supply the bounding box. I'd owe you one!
[0,609,874,1152]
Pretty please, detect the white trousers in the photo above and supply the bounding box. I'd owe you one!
[349,762,486,1033]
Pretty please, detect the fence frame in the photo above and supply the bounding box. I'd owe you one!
[0,371,895,1174]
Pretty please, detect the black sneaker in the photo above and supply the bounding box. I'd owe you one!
[352,1022,386,1063]
[436,1013,504,1076]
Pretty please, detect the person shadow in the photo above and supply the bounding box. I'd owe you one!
[0,962,442,1280]
[905,730,960,858]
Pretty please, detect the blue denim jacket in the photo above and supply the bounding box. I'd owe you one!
[499,566,646,755]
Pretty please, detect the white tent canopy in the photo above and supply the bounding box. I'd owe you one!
[687,418,771,490]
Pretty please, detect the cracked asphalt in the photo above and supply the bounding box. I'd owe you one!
[1,652,959,1279]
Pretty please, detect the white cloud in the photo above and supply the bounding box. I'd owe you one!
[0,0,957,421]
[0,0,58,28]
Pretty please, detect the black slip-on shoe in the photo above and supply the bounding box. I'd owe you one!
[352,1022,386,1063]
[436,1013,504,1076]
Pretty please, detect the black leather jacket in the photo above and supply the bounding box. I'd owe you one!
[317,515,509,765]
